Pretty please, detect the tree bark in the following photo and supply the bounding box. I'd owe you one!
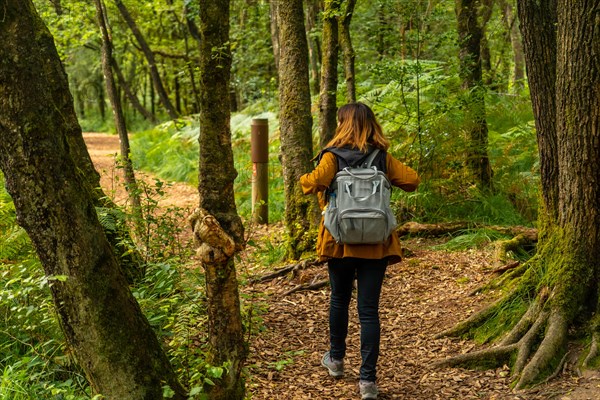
[196,1,247,399]
[435,0,600,389]
[276,0,318,259]
[339,0,357,103]
[455,0,494,191]
[500,0,525,91]
[479,0,495,86]
[0,2,186,398]
[305,0,321,96]
[269,0,281,75]
[95,0,142,213]
[318,0,342,148]
[114,0,179,120]
[517,0,558,221]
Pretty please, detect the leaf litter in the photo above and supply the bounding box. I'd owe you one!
[85,132,598,400]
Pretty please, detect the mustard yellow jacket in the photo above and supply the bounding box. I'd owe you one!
[300,151,420,264]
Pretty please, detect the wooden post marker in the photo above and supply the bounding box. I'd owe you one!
[251,118,269,224]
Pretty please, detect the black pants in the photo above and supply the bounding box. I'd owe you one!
[327,257,387,382]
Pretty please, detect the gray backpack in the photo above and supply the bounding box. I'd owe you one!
[323,148,397,244]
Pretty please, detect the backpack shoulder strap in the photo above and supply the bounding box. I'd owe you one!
[318,147,351,171]
[362,149,380,168]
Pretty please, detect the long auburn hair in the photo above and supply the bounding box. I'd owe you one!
[325,102,390,152]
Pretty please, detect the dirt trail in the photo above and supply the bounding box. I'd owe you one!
[84,132,598,400]
[84,132,197,210]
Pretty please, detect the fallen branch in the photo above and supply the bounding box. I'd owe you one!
[249,259,321,284]
[396,221,538,241]
[283,279,328,296]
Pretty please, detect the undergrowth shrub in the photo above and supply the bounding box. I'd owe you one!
[360,60,538,226]
[1,172,264,398]
[130,104,285,223]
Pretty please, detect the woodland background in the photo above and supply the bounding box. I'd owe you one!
[1,0,597,399]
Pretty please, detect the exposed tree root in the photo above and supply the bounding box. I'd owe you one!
[500,288,548,346]
[490,261,520,276]
[513,310,549,375]
[434,289,520,339]
[431,343,518,369]
[470,259,530,296]
[249,259,321,284]
[582,332,599,368]
[283,279,328,296]
[433,286,574,389]
[493,234,536,266]
[515,310,568,389]
[544,350,570,384]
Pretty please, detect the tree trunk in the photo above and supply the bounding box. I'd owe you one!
[455,0,494,190]
[339,0,357,103]
[479,0,494,86]
[500,0,525,91]
[269,0,281,75]
[112,57,158,124]
[434,0,600,389]
[95,0,142,214]
[375,3,388,59]
[318,0,342,148]
[276,0,318,259]
[517,0,558,220]
[0,2,186,398]
[115,0,179,120]
[196,1,247,399]
[98,80,107,120]
[305,0,321,96]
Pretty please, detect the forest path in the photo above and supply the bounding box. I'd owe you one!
[84,132,197,210]
[83,132,595,400]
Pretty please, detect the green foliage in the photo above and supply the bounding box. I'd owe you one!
[0,260,90,399]
[244,231,288,268]
[131,104,286,223]
[0,172,246,398]
[433,229,511,252]
[470,296,528,344]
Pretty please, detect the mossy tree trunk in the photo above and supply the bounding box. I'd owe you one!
[455,0,494,191]
[0,1,186,398]
[499,0,526,91]
[276,0,319,259]
[435,0,600,389]
[318,0,342,148]
[195,1,247,399]
[339,0,357,104]
[305,0,322,97]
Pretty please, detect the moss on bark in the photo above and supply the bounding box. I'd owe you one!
[276,0,319,259]
[0,2,186,398]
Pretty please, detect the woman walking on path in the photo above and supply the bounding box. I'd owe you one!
[300,102,420,399]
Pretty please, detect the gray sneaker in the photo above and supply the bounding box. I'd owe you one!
[359,380,378,399]
[321,351,344,378]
